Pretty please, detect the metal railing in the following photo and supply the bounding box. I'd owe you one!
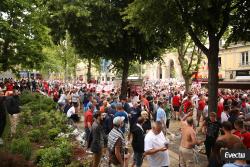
[239,62,250,66]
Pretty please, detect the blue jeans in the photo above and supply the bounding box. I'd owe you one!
[133,152,143,167]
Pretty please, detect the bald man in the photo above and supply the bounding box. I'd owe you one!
[179,112,203,167]
[144,121,170,167]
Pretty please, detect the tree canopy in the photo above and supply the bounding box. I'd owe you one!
[46,0,170,96]
[124,0,250,112]
[0,0,50,72]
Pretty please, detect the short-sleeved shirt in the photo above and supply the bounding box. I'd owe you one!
[172,95,180,107]
[67,106,75,118]
[217,103,224,119]
[241,131,250,149]
[58,94,67,104]
[198,100,206,111]
[205,118,221,139]
[183,100,192,113]
[221,111,229,123]
[223,163,250,167]
[84,110,93,128]
[144,130,170,166]
[72,92,79,103]
[156,107,166,124]
[165,105,171,119]
[6,83,14,91]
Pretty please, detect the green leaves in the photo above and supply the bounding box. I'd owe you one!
[0,0,50,71]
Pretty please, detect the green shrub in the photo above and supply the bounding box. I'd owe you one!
[19,110,32,125]
[37,112,51,125]
[35,139,72,167]
[15,124,29,139]
[66,161,83,167]
[2,112,11,141]
[20,91,35,105]
[57,138,72,161]
[20,91,56,113]
[28,129,42,143]
[49,111,68,132]
[36,147,64,167]
[10,138,32,160]
[48,128,60,140]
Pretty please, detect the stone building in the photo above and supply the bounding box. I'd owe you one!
[142,52,183,81]
[142,43,250,82]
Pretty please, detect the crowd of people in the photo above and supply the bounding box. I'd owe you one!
[1,77,250,167]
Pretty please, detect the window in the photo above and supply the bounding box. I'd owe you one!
[241,51,249,65]
[218,57,221,67]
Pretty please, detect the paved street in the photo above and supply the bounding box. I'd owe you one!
[77,114,208,167]
[140,120,208,167]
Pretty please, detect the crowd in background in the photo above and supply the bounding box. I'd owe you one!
[1,78,250,167]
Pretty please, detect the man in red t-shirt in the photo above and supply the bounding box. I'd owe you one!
[141,95,149,110]
[5,80,14,96]
[172,92,181,120]
[241,131,250,149]
[234,119,250,149]
[197,94,206,126]
[183,94,193,114]
[84,104,94,141]
[217,98,224,121]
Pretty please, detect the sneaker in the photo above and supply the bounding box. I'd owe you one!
[0,138,3,145]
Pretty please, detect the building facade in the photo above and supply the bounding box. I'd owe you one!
[142,52,183,81]
[218,43,250,81]
[142,43,250,82]
[75,43,250,82]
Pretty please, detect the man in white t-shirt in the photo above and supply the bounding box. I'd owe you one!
[67,103,80,122]
[144,121,170,167]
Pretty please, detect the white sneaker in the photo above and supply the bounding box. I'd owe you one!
[0,138,3,145]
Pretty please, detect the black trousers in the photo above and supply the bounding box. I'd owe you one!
[166,119,170,129]
[0,109,6,137]
[70,114,80,122]
[205,136,216,159]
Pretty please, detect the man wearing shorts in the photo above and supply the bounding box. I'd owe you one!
[172,92,181,120]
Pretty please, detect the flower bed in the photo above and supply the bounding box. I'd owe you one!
[2,91,90,167]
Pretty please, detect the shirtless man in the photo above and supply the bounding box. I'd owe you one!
[217,121,241,149]
[179,111,203,167]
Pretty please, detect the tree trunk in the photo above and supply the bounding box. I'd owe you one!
[73,55,77,82]
[64,56,67,83]
[207,42,219,113]
[87,58,92,83]
[120,59,130,98]
[184,77,191,93]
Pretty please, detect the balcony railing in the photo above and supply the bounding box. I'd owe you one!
[239,62,250,66]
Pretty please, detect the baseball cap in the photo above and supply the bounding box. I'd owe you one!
[113,116,125,126]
